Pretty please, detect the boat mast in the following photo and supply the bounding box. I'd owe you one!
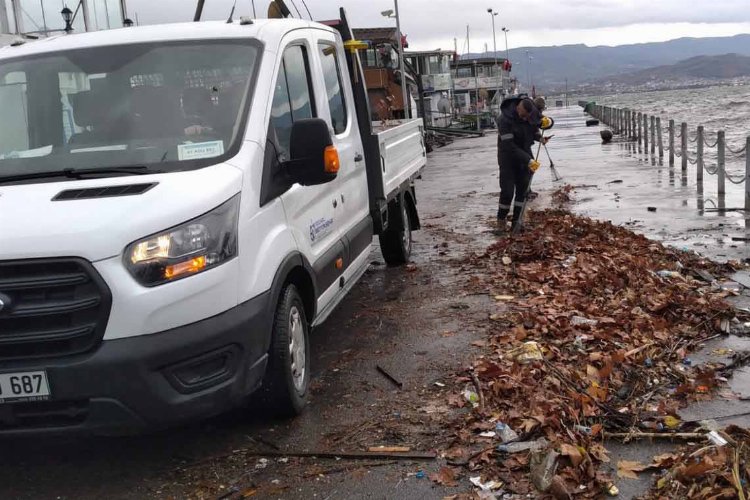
[0,0,9,33]
[10,0,23,34]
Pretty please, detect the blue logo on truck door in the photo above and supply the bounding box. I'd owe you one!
[309,218,334,243]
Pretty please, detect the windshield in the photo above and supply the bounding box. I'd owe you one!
[0,40,259,179]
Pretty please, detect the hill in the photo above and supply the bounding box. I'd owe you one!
[597,53,750,85]
[465,34,750,87]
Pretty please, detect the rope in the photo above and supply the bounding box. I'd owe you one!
[704,164,719,175]
[727,172,747,184]
[726,144,747,155]
[704,135,719,148]
[674,150,683,158]
[689,134,699,143]
[687,156,699,165]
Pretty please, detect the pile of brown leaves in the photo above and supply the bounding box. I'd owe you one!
[642,426,750,499]
[443,209,745,498]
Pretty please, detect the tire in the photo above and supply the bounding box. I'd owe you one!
[379,197,412,265]
[261,284,310,417]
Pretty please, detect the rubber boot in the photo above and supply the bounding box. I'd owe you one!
[494,209,509,235]
[511,205,524,233]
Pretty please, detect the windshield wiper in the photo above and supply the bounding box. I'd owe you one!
[0,166,157,185]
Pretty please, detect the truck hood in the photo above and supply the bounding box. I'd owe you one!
[0,164,243,262]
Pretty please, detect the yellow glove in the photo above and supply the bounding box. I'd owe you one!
[529,159,541,172]
[541,116,552,129]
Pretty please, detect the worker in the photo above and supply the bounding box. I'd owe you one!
[495,97,545,233]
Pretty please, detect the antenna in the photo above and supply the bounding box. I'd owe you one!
[251,0,257,17]
[227,0,237,23]
[300,0,312,20]
[194,0,205,22]
[288,0,302,18]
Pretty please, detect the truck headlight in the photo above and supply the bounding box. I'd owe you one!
[124,195,240,286]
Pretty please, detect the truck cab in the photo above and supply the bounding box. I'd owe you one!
[0,15,425,435]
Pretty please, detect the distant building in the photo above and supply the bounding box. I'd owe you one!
[452,56,511,116]
[352,27,416,121]
[404,50,455,127]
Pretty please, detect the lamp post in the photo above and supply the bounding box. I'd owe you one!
[61,6,74,33]
[382,3,410,119]
[487,8,500,113]
[525,50,532,91]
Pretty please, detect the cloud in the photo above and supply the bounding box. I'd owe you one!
[5,0,750,51]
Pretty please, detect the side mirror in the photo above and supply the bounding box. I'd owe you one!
[284,119,340,186]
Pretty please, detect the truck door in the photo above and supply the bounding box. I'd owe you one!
[312,31,371,274]
[272,40,345,308]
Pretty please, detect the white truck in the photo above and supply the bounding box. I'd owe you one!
[0,10,425,434]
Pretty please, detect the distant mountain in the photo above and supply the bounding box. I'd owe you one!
[466,34,750,88]
[597,53,750,86]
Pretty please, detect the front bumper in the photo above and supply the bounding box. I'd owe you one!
[0,292,272,437]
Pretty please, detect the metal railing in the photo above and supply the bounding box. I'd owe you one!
[588,104,750,211]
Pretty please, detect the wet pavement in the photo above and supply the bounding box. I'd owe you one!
[1,107,749,499]
[535,106,750,263]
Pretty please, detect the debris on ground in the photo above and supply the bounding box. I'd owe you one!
[642,426,750,499]
[442,207,748,497]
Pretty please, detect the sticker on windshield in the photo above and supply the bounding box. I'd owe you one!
[177,141,225,161]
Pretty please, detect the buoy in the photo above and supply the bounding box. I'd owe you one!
[586,119,599,127]
[601,130,613,144]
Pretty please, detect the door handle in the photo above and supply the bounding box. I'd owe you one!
[354,153,364,162]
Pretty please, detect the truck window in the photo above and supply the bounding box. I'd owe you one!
[0,40,259,180]
[0,72,30,156]
[318,44,348,135]
[270,45,315,159]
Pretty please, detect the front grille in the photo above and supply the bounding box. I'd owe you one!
[0,258,111,359]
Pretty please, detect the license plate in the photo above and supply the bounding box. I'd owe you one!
[0,371,51,403]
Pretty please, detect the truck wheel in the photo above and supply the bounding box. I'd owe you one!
[379,198,412,265]
[262,284,310,417]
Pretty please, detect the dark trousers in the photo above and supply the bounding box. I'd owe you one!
[497,161,531,221]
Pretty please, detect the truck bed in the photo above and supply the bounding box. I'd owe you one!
[367,118,426,202]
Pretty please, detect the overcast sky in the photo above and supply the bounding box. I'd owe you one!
[5,0,750,52]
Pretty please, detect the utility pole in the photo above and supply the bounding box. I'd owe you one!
[525,50,531,91]
[501,27,510,95]
[474,61,479,130]
[502,28,509,62]
[454,37,457,55]
[488,8,499,114]
[466,25,469,55]
[394,0,409,119]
